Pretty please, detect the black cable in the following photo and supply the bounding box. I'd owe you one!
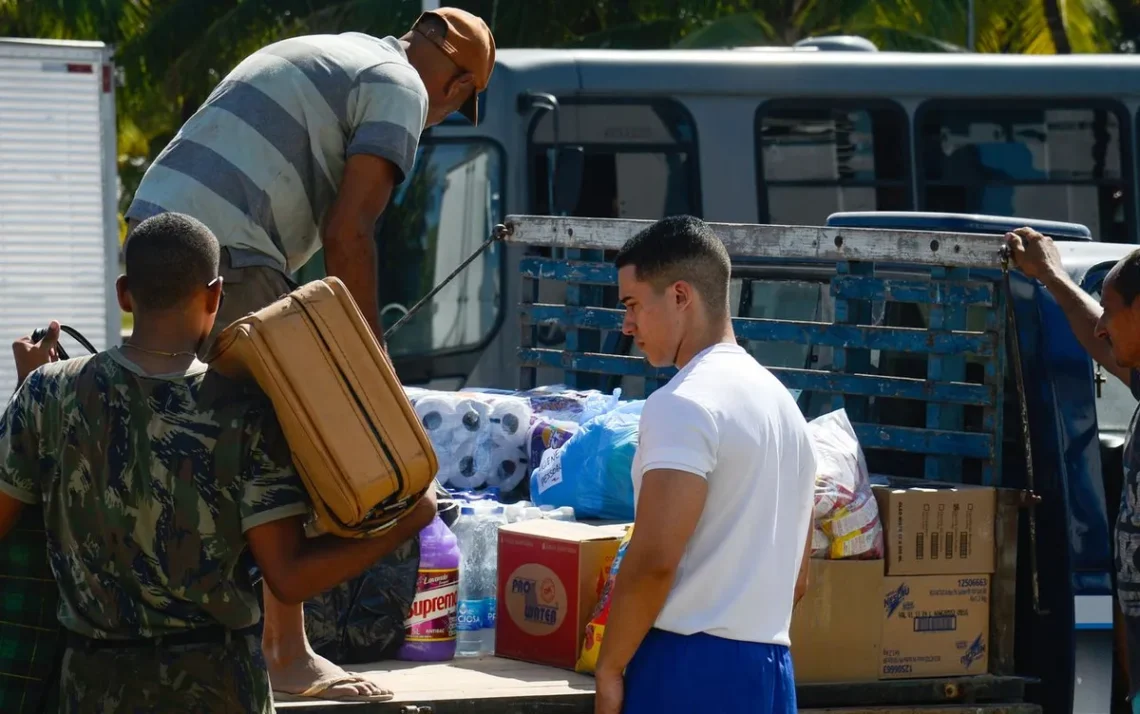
[30,324,100,361]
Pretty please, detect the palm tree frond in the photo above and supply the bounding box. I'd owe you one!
[672,12,776,49]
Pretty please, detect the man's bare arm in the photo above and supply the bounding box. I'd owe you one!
[246,489,436,605]
[595,469,708,678]
[1036,270,1130,385]
[794,523,813,607]
[322,154,401,346]
[1006,228,1130,385]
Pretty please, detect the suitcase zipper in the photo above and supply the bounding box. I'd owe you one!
[295,297,407,497]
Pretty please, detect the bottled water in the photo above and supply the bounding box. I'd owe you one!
[454,507,485,656]
[543,506,577,522]
[454,504,507,656]
[480,506,506,654]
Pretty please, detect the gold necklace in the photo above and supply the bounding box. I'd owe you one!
[122,341,197,359]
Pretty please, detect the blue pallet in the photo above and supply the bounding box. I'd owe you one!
[516,252,1006,483]
[521,304,997,356]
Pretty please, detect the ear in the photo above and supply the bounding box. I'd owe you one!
[115,275,133,313]
[446,71,476,101]
[206,276,224,315]
[672,280,694,310]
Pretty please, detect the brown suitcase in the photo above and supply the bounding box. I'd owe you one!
[204,277,438,538]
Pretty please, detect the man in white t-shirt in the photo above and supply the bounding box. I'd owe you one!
[594,216,816,714]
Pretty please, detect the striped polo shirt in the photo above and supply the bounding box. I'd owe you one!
[126,33,429,274]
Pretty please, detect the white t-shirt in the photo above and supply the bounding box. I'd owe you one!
[631,342,816,647]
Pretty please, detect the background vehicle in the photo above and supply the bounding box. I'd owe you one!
[0,38,120,396]
[290,46,1134,711]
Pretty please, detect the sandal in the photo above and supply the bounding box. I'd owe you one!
[273,673,395,703]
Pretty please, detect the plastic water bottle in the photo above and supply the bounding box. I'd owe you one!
[480,506,507,654]
[544,506,576,522]
[454,507,485,656]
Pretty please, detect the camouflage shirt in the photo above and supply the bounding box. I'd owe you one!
[0,347,309,640]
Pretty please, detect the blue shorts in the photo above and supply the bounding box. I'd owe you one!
[623,629,796,714]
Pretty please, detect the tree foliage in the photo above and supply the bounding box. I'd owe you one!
[0,0,1127,232]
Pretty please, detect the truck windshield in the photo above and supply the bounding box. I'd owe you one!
[297,140,504,359]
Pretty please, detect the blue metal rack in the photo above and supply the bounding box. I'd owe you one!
[507,215,1010,486]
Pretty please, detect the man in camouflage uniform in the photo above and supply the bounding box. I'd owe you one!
[0,212,436,711]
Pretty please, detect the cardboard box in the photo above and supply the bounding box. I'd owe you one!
[873,484,996,576]
[790,558,885,683]
[880,574,991,679]
[495,519,629,669]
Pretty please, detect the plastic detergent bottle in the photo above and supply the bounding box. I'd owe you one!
[395,514,461,661]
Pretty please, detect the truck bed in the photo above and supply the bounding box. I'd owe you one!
[273,656,1040,713]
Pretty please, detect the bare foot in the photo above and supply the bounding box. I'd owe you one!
[268,647,392,701]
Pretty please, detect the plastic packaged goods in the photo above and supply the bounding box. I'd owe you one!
[576,525,635,674]
[530,401,643,521]
[409,391,532,492]
[452,505,506,656]
[805,409,884,560]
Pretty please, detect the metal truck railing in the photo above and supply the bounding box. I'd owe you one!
[504,215,1011,488]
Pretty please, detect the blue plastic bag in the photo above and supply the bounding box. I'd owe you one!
[529,401,643,520]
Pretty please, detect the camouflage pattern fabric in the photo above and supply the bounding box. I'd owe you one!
[303,537,420,664]
[0,348,309,708]
[59,633,269,714]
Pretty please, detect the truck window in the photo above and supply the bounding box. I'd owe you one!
[528,98,701,218]
[294,140,505,358]
[755,100,911,225]
[918,101,1130,243]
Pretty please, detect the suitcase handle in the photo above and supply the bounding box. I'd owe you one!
[382,224,508,341]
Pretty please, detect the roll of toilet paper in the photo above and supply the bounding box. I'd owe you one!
[492,455,528,493]
[488,398,533,448]
[451,450,488,490]
[454,398,490,437]
[414,395,460,449]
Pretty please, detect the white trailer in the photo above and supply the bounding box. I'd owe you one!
[0,38,119,395]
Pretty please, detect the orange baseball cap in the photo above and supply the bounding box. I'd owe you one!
[414,8,496,125]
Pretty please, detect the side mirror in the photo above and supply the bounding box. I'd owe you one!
[552,146,584,216]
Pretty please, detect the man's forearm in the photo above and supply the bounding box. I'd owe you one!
[1039,269,1122,378]
[323,228,385,347]
[1042,270,1102,347]
[594,555,676,675]
[271,507,429,603]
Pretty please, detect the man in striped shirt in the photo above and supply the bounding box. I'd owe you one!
[123,7,495,703]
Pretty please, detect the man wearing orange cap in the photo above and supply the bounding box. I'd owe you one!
[121,7,495,704]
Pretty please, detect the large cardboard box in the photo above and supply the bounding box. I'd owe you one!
[880,574,991,679]
[495,519,629,669]
[873,484,996,576]
[790,558,885,683]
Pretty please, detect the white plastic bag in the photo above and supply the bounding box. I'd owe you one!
[805,409,884,560]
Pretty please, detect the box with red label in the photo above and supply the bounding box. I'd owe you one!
[495,519,629,669]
